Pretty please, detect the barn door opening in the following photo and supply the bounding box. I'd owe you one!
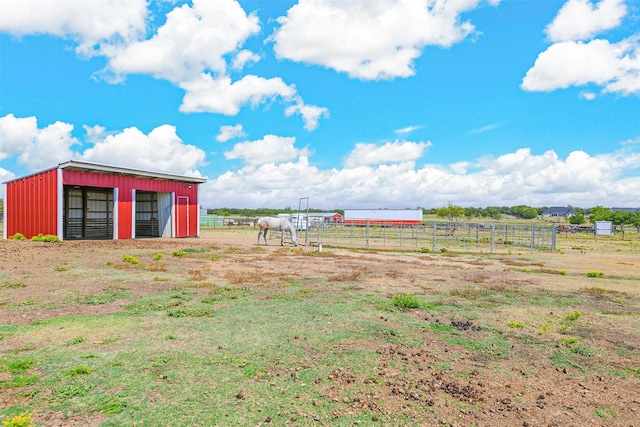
[135,191,160,238]
[176,196,189,237]
[157,192,173,237]
[63,186,114,240]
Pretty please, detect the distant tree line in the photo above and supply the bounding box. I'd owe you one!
[587,206,640,231]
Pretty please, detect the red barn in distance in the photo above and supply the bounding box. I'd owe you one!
[3,160,206,240]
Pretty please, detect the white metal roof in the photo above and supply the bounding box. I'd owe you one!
[4,160,207,184]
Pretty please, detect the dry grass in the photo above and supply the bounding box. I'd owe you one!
[449,286,492,299]
[328,271,363,282]
[466,273,490,284]
[145,262,167,272]
[186,269,208,281]
[223,270,266,284]
[499,258,544,267]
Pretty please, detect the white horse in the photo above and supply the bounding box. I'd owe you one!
[257,217,298,246]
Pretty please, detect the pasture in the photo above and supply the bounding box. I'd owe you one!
[1,228,639,426]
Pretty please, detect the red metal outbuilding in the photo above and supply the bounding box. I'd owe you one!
[3,160,207,240]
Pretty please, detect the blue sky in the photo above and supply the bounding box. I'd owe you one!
[1,0,639,209]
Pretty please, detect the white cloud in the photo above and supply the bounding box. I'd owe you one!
[201,144,640,209]
[104,0,259,83]
[101,0,328,130]
[344,140,431,168]
[521,38,640,95]
[179,74,297,115]
[0,167,16,191]
[579,91,597,100]
[0,0,147,55]
[284,102,330,131]
[0,114,205,175]
[0,114,79,170]
[216,124,247,143]
[1,0,328,131]
[82,124,112,144]
[80,125,206,174]
[272,0,499,80]
[545,0,627,42]
[469,122,502,133]
[232,50,261,71]
[394,125,423,136]
[0,114,39,160]
[621,137,640,145]
[224,135,310,168]
[523,0,640,96]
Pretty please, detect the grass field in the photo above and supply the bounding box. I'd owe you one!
[1,228,639,426]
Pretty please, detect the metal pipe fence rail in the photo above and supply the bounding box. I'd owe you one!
[302,221,556,253]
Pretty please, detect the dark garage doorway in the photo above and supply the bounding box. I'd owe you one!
[63,186,114,240]
[135,191,160,237]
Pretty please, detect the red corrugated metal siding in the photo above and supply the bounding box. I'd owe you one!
[5,169,58,239]
[62,170,200,238]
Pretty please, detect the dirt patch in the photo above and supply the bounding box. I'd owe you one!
[1,229,640,425]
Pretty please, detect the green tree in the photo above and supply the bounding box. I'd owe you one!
[589,206,612,223]
[568,213,586,225]
[436,203,465,221]
[484,206,502,220]
[436,203,465,235]
[611,210,632,226]
[509,205,538,219]
[629,212,640,233]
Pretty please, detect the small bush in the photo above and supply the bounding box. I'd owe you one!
[8,233,26,241]
[594,407,618,419]
[507,321,525,329]
[392,294,421,309]
[153,253,163,261]
[65,337,84,346]
[172,250,186,257]
[0,282,27,289]
[2,412,34,427]
[564,337,578,345]
[31,234,60,243]
[537,323,553,335]
[64,365,93,377]
[586,270,604,278]
[97,397,127,415]
[166,307,215,318]
[565,311,582,321]
[122,255,140,265]
[8,358,36,375]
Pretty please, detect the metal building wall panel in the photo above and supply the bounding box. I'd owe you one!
[62,170,201,238]
[5,169,58,239]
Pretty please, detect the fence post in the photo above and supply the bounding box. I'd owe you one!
[491,224,495,253]
[551,225,556,252]
[432,221,436,252]
[366,220,370,250]
[530,225,535,253]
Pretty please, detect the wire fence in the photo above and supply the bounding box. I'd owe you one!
[297,221,556,253]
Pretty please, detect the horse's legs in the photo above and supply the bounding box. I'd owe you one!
[281,231,285,246]
[258,227,269,245]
